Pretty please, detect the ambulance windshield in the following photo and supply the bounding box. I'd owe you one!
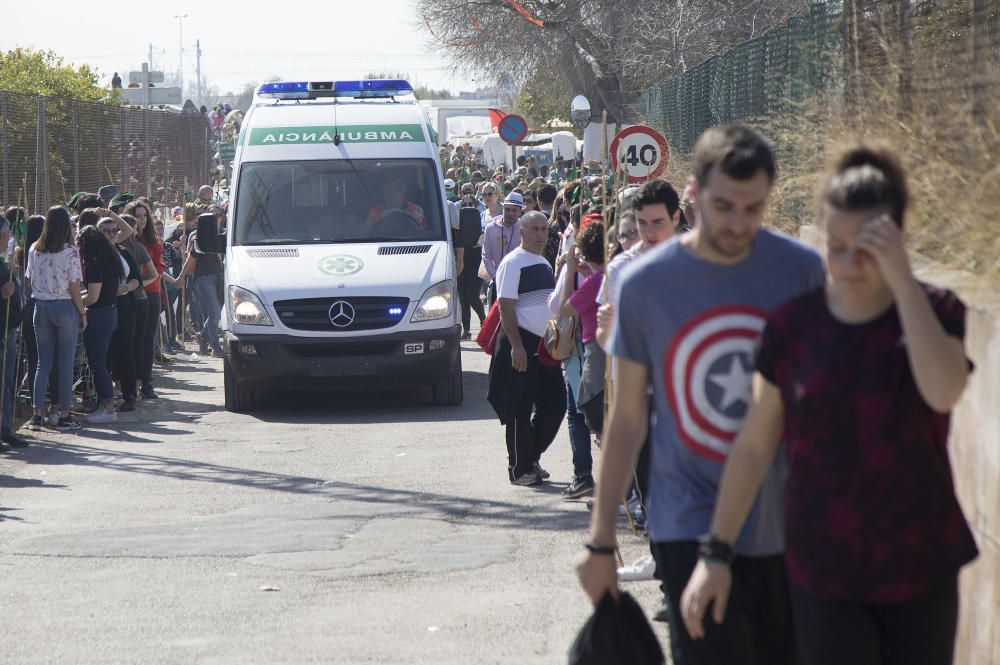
[233,159,446,245]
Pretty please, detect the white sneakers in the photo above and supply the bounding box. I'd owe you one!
[618,556,657,582]
[86,408,118,424]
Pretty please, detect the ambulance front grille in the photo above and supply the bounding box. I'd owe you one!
[246,248,300,258]
[377,245,431,256]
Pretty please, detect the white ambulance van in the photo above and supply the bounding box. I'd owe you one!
[221,79,462,412]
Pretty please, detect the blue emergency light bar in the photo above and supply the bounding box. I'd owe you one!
[256,79,414,100]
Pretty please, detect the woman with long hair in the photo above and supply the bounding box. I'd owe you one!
[118,213,157,400]
[681,142,978,665]
[25,206,86,431]
[125,200,174,398]
[103,217,142,413]
[20,214,46,412]
[77,225,123,423]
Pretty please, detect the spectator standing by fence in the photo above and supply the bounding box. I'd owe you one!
[128,200,173,397]
[25,206,86,432]
[0,216,23,447]
[77,225,122,424]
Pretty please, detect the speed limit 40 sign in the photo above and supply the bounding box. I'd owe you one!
[610,125,669,183]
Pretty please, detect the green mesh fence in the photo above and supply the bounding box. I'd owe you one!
[638,2,844,153]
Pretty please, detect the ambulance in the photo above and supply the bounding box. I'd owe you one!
[221,79,462,412]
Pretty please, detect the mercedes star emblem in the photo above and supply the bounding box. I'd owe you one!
[328,300,356,328]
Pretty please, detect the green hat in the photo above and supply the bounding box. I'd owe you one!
[109,192,135,212]
[66,192,90,211]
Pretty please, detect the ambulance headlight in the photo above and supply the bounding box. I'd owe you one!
[412,281,454,322]
[229,286,273,326]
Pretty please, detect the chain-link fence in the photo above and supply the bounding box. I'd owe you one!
[0,91,213,212]
[639,0,1000,156]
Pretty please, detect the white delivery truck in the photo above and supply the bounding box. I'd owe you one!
[220,79,462,412]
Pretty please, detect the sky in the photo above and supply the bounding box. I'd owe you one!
[3,0,482,99]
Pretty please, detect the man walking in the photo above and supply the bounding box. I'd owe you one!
[577,125,825,665]
[482,192,524,306]
[487,211,566,486]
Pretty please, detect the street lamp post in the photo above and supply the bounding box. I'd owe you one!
[174,14,188,99]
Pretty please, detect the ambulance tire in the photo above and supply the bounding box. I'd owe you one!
[432,355,463,406]
[224,356,256,412]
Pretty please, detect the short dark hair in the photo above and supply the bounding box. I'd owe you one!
[537,184,557,206]
[821,141,908,228]
[631,179,680,215]
[77,209,100,229]
[692,125,776,186]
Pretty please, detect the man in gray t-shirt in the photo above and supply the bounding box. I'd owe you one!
[577,126,824,665]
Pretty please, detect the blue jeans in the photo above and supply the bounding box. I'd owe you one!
[33,299,79,411]
[567,381,593,478]
[0,327,17,435]
[194,274,222,352]
[82,305,117,403]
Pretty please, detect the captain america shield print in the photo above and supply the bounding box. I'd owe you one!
[665,305,767,462]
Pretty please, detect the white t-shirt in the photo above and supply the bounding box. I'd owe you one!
[597,246,642,306]
[495,247,555,337]
[26,245,83,301]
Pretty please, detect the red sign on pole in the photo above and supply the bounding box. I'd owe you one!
[610,125,669,183]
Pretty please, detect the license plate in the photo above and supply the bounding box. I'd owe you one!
[404,343,424,355]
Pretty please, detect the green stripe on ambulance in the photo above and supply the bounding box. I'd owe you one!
[249,125,424,146]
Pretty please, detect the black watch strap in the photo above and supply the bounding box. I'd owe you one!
[698,534,734,565]
[584,541,616,556]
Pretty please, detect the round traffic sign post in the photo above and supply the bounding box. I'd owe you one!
[609,125,669,184]
[498,114,529,145]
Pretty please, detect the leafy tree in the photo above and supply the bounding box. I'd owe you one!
[0,48,119,103]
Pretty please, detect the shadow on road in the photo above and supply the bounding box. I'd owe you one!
[6,441,589,532]
[247,365,496,425]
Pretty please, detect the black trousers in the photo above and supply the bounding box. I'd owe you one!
[653,541,799,665]
[110,295,137,401]
[139,291,161,385]
[457,247,485,333]
[132,298,147,386]
[495,330,567,479]
[791,576,958,665]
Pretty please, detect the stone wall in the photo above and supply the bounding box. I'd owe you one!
[798,225,1000,663]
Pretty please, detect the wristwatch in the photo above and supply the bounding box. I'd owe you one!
[697,534,734,566]
[584,541,617,556]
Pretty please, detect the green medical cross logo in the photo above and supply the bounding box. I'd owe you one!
[319,255,364,276]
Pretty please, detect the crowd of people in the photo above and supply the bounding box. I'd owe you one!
[0,183,226,440]
[466,125,977,665]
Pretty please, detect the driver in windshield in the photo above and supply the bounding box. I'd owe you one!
[367,178,427,230]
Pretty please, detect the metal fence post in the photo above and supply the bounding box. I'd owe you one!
[1,92,8,205]
[143,108,151,200]
[34,96,50,212]
[72,100,81,194]
[121,108,128,192]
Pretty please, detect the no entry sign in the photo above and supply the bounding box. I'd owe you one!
[610,125,669,183]
[498,114,529,145]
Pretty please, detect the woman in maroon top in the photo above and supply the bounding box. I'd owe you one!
[126,200,176,398]
[681,143,977,665]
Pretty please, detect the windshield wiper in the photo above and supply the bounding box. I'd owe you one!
[340,236,419,243]
[243,239,304,245]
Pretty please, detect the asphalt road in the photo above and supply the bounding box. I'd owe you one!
[0,342,661,664]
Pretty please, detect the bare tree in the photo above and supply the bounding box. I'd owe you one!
[417,0,808,123]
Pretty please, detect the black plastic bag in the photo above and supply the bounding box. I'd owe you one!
[568,591,665,665]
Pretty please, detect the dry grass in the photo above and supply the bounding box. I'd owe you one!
[653,86,1000,280]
